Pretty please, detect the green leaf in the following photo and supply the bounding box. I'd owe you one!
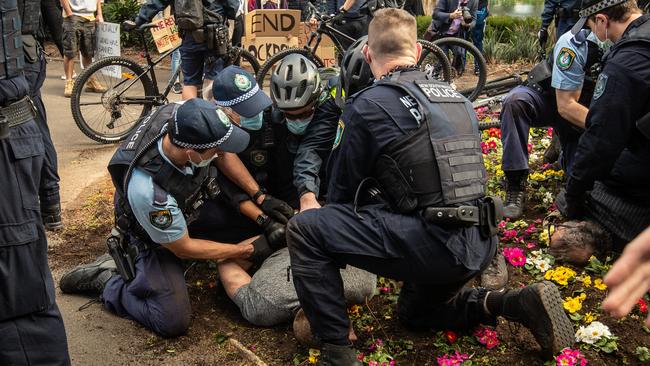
[213,333,230,344]
[636,346,650,362]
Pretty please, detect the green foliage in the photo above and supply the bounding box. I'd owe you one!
[483,23,545,64]
[103,0,144,48]
[486,16,540,41]
[636,346,650,362]
[416,15,431,39]
[585,255,612,277]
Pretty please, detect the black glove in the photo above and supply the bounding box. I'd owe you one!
[555,188,584,219]
[538,27,548,47]
[249,236,274,266]
[259,195,294,224]
[262,217,287,250]
[331,9,346,24]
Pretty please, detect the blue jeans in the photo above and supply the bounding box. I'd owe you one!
[471,8,488,70]
[168,49,181,85]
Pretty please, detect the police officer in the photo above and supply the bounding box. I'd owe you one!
[499,26,603,219]
[0,0,70,362]
[60,98,281,337]
[539,0,581,45]
[287,9,573,365]
[130,0,239,99]
[19,0,64,230]
[557,0,650,253]
[295,37,374,211]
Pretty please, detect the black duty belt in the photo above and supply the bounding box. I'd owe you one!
[0,96,37,137]
[422,197,503,238]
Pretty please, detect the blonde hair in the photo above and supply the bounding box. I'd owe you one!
[368,8,417,60]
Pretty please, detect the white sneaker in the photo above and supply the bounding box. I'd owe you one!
[61,72,78,80]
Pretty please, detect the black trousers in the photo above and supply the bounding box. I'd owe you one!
[287,203,497,343]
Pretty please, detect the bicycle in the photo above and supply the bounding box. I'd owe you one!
[256,2,452,89]
[474,72,528,130]
[70,21,260,144]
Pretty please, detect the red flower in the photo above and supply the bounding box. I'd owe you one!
[638,299,648,314]
[444,330,458,344]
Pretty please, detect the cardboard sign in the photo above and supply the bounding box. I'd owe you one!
[244,35,300,64]
[316,46,337,68]
[150,15,181,53]
[245,9,301,37]
[95,22,121,78]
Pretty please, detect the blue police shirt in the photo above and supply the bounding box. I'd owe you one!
[126,139,189,244]
[551,29,594,91]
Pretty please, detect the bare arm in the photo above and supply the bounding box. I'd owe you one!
[556,89,587,129]
[162,232,255,260]
[215,153,263,202]
[218,260,253,299]
[96,0,103,21]
[239,199,264,222]
[60,0,73,17]
[340,0,356,11]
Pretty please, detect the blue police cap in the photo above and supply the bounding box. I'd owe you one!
[212,66,272,118]
[171,98,249,153]
[571,0,629,34]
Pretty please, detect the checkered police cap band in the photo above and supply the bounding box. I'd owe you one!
[579,0,628,17]
[215,83,260,107]
[171,109,234,150]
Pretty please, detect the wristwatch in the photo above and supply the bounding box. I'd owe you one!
[252,188,267,203]
[256,213,270,227]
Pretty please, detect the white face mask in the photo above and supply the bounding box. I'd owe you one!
[595,18,613,52]
[187,151,217,168]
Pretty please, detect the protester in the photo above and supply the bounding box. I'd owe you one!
[470,0,488,75]
[430,0,478,75]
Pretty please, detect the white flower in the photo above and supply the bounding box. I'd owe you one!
[575,321,612,344]
[542,192,554,205]
[541,138,551,148]
[533,257,552,273]
[530,153,540,163]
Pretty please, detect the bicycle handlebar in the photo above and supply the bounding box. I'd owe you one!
[121,20,158,33]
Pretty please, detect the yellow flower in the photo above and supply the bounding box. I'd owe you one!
[530,172,546,181]
[544,266,576,286]
[348,304,361,317]
[539,231,550,246]
[495,164,504,178]
[594,279,608,291]
[581,275,592,288]
[584,312,596,324]
[308,355,317,364]
[563,295,584,313]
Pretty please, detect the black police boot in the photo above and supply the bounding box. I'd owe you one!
[503,170,528,219]
[60,254,117,295]
[498,281,574,357]
[480,251,508,290]
[317,343,362,366]
[41,203,63,231]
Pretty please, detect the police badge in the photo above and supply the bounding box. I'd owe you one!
[234,74,252,91]
[556,47,576,71]
[593,73,609,100]
[149,209,173,229]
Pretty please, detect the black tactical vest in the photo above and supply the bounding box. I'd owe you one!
[372,71,487,213]
[0,0,25,80]
[605,14,650,62]
[17,0,40,35]
[108,103,211,240]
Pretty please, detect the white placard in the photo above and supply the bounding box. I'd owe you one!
[96,22,121,78]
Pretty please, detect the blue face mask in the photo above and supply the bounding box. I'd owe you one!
[240,112,264,131]
[286,115,313,135]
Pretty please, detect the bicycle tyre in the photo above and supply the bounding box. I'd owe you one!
[71,56,155,144]
[432,37,487,101]
[228,46,261,76]
[417,39,453,83]
[256,48,324,87]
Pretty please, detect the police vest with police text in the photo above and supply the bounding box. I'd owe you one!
[107,103,211,240]
[371,70,487,213]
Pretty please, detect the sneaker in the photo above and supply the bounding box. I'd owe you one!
[42,203,64,231]
[61,72,78,80]
[480,253,508,290]
[64,79,74,98]
[317,343,362,366]
[171,81,183,94]
[501,281,574,357]
[60,254,117,295]
[85,77,107,93]
[503,176,527,219]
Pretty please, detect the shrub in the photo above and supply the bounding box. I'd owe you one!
[416,15,431,38]
[104,0,144,48]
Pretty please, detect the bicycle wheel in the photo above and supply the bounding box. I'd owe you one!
[256,48,324,92]
[417,39,453,83]
[226,46,260,76]
[71,56,156,144]
[432,37,487,101]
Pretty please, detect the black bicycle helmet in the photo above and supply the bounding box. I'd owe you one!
[341,36,373,96]
[270,54,322,110]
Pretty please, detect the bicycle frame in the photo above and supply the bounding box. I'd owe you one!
[304,2,358,57]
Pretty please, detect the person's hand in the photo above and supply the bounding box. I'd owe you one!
[449,9,463,20]
[300,192,321,212]
[538,27,548,47]
[258,194,294,223]
[555,188,584,219]
[308,16,318,27]
[602,227,650,326]
[96,14,104,23]
[262,217,287,249]
[331,10,346,24]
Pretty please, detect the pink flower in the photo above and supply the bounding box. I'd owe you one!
[503,247,526,267]
[498,220,507,230]
[488,140,497,150]
[555,348,588,366]
[547,128,554,137]
[527,143,533,153]
[525,224,537,236]
[379,287,391,294]
[389,361,396,366]
[436,351,470,366]
[501,229,518,241]
[357,353,365,361]
[474,326,500,349]
[369,361,378,366]
[526,242,537,249]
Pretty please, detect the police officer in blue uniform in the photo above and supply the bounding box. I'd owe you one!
[499,26,603,219]
[19,0,64,230]
[0,0,70,362]
[539,0,581,45]
[557,0,650,247]
[60,98,283,337]
[287,9,573,365]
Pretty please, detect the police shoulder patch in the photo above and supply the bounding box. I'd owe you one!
[149,209,173,229]
[333,120,345,149]
[556,47,576,70]
[593,73,609,100]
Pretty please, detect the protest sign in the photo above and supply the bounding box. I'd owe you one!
[150,15,182,53]
[96,22,121,78]
[244,35,300,64]
[246,9,301,37]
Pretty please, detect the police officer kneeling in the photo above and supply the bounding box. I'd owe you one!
[287,9,574,364]
[60,98,274,337]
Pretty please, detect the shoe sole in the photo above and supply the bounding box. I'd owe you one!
[536,281,574,356]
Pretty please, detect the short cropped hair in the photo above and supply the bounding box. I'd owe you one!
[589,0,641,22]
[368,8,417,59]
